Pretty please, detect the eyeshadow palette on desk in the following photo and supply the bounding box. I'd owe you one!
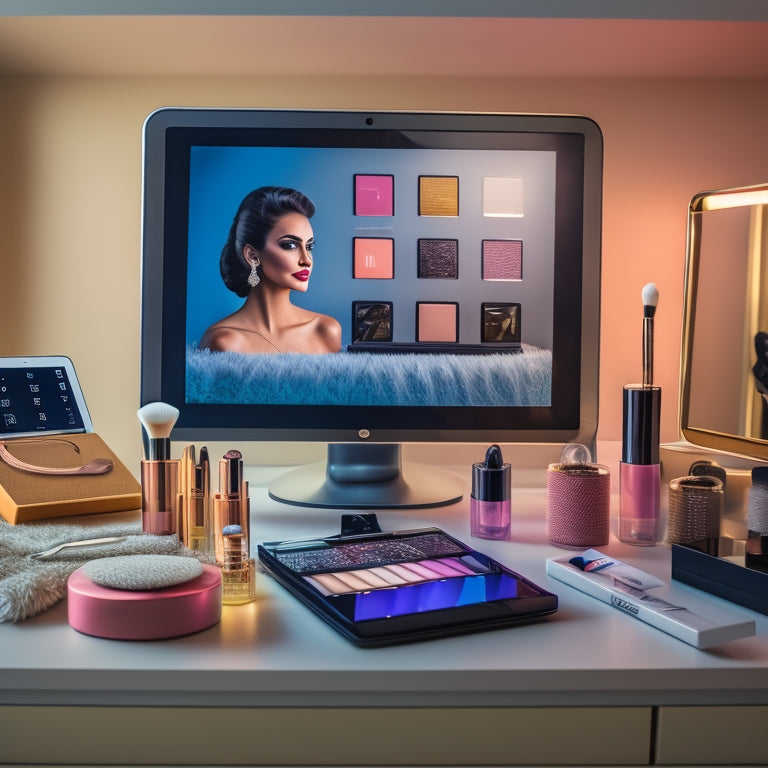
[258,520,558,646]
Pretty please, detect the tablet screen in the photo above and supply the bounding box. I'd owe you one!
[0,356,93,438]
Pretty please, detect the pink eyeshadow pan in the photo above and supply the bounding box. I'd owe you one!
[368,566,407,585]
[344,569,393,589]
[305,573,353,595]
[436,557,476,575]
[384,563,425,583]
[419,559,465,577]
[355,174,394,216]
[416,302,458,343]
[400,561,441,580]
[482,240,523,280]
[353,238,394,279]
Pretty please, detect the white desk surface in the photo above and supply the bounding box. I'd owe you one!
[2,461,767,709]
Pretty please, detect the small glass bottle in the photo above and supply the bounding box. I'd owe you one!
[470,444,511,540]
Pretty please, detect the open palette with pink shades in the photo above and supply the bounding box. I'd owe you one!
[258,517,558,646]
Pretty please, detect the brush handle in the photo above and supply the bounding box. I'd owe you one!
[642,316,654,387]
[144,437,171,461]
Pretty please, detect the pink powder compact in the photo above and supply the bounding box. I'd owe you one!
[67,555,222,640]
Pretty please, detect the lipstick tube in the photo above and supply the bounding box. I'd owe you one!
[619,384,661,546]
[213,449,255,604]
[179,445,212,552]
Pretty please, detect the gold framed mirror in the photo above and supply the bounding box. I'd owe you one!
[680,182,768,461]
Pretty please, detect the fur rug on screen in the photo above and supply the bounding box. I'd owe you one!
[186,345,553,407]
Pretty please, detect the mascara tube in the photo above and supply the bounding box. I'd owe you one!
[619,384,661,546]
[213,449,256,604]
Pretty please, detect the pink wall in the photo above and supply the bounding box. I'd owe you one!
[464,78,768,444]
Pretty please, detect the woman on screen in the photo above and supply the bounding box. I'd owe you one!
[199,186,341,354]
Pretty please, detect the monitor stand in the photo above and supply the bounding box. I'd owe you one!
[268,443,464,509]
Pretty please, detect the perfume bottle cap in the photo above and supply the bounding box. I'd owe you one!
[472,444,511,501]
[622,384,661,465]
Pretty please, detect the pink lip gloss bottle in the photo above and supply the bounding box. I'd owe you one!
[470,444,511,540]
[619,384,661,546]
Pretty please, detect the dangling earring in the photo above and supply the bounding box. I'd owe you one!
[247,258,261,288]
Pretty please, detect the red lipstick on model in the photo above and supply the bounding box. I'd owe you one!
[292,269,310,282]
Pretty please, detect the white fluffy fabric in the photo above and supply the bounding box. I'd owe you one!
[186,345,553,407]
[82,554,203,591]
[0,514,215,622]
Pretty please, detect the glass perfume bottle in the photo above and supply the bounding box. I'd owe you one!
[470,444,511,540]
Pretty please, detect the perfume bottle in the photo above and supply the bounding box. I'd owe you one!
[470,444,511,540]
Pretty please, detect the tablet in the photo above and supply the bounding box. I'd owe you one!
[258,524,558,646]
[0,355,94,438]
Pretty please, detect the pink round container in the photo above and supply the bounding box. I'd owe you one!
[67,564,222,640]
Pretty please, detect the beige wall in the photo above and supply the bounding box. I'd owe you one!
[1,74,767,473]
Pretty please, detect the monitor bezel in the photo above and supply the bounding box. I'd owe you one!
[141,108,602,448]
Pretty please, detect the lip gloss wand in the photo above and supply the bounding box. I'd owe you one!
[619,283,662,546]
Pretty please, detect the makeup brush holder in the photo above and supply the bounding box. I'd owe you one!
[746,467,768,573]
[667,475,723,555]
[546,462,611,548]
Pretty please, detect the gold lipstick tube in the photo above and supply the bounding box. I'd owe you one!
[180,445,212,552]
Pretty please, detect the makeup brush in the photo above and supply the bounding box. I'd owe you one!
[137,401,179,460]
[642,282,659,388]
[619,283,662,546]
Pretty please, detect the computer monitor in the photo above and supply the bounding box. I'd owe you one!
[140,108,602,508]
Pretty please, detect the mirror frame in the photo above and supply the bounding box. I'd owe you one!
[680,182,768,461]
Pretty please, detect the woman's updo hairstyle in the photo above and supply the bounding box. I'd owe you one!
[220,186,316,297]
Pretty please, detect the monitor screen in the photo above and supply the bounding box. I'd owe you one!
[141,109,602,508]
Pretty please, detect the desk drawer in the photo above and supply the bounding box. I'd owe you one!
[1,705,651,765]
[656,706,768,765]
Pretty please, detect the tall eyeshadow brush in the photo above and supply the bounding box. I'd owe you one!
[619,283,662,546]
[137,401,181,536]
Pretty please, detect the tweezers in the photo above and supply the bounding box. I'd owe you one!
[28,536,127,560]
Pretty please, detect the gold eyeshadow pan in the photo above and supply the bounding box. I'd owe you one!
[418,175,459,217]
[258,524,558,646]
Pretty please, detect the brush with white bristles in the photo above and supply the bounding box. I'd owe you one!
[138,401,179,460]
[642,283,659,388]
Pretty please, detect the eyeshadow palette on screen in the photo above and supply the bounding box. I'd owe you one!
[184,143,558,408]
